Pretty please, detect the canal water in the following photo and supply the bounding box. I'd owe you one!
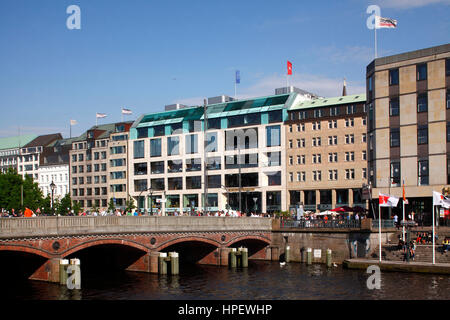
[2,261,449,300]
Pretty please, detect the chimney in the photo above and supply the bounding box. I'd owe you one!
[342,78,347,96]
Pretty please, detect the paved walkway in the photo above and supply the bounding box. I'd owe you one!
[343,258,450,275]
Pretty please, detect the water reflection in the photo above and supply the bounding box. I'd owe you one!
[1,261,449,300]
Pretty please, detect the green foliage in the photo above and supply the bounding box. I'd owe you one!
[125,198,136,213]
[108,197,116,212]
[72,201,82,215]
[0,168,44,212]
[56,193,72,215]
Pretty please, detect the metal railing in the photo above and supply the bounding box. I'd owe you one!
[281,219,361,229]
[372,219,395,229]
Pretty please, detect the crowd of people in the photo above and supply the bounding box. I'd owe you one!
[0,207,271,218]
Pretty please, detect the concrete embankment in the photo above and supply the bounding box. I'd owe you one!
[343,259,450,275]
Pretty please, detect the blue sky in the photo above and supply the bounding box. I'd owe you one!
[0,0,449,138]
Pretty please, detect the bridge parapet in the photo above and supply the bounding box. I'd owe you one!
[0,216,273,239]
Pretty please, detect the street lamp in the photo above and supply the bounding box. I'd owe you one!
[149,188,154,216]
[50,181,56,215]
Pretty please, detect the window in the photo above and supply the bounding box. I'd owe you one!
[345,118,354,127]
[151,161,164,174]
[418,125,428,145]
[328,169,338,181]
[345,152,355,162]
[446,58,450,77]
[205,132,218,152]
[312,121,321,130]
[390,128,400,147]
[328,136,337,145]
[362,168,367,179]
[312,137,321,147]
[134,163,147,176]
[133,140,145,159]
[299,111,307,120]
[328,153,338,163]
[101,163,106,171]
[312,154,321,164]
[418,159,429,186]
[345,134,354,144]
[289,156,293,165]
[267,152,281,166]
[150,138,162,157]
[312,170,322,181]
[314,109,323,118]
[447,122,450,142]
[168,177,183,190]
[328,120,337,129]
[268,110,282,123]
[346,105,355,114]
[390,161,400,185]
[134,179,148,192]
[330,107,339,116]
[390,98,399,116]
[289,172,293,182]
[345,169,355,180]
[289,140,293,148]
[101,151,106,159]
[72,155,77,162]
[266,125,281,147]
[362,117,367,126]
[207,118,221,130]
[168,159,183,173]
[206,156,221,170]
[417,93,428,112]
[362,133,367,143]
[78,154,84,162]
[417,63,427,81]
[362,151,367,161]
[389,68,399,85]
[186,176,201,189]
[167,136,179,156]
[94,152,99,160]
[446,90,450,109]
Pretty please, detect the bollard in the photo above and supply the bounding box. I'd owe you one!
[68,259,81,289]
[229,248,237,268]
[169,252,179,275]
[307,248,312,265]
[159,252,168,275]
[240,247,248,268]
[285,246,290,263]
[326,249,332,268]
[59,259,69,286]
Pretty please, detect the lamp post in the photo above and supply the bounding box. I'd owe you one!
[50,181,56,215]
[149,188,154,216]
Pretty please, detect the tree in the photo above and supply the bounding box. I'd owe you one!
[108,197,116,212]
[72,201,82,215]
[57,193,72,216]
[125,198,136,213]
[0,168,44,212]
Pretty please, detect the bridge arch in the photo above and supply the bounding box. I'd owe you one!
[0,244,52,259]
[155,235,221,252]
[61,238,150,258]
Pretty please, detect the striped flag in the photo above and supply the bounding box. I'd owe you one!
[433,191,450,208]
[122,108,132,115]
[375,16,397,29]
[96,113,107,118]
[379,193,399,207]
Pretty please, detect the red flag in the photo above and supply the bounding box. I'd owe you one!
[287,61,292,75]
[402,180,406,201]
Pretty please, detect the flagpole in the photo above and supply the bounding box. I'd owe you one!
[374,25,378,59]
[121,108,124,123]
[433,205,436,264]
[402,199,405,241]
[379,204,382,262]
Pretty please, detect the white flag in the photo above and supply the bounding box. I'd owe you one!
[122,108,132,115]
[379,193,399,207]
[96,113,107,118]
[375,16,398,29]
[433,191,450,208]
[70,120,78,126]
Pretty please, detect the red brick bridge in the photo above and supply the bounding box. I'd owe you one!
[0,216,275,282]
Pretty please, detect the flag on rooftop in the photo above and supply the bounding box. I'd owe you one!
[96,113,107,118]
[70,120,78,126]
[122,108,132,115]
[375,16,397,29]
[379,193,399,207]
[287,61,293,75]
[235,70,240,84]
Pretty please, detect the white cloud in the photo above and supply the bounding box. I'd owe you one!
[376,0,450,8]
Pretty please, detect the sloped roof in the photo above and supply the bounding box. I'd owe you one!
[0,134,37,150]
[24,133,63,148]
[290,93,366,111]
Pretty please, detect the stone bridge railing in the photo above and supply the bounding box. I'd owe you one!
[0,216,273,239]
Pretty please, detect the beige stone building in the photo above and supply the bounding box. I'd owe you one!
[285,94,368,213]
[70,122,132,211]
[367,43,450,223]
